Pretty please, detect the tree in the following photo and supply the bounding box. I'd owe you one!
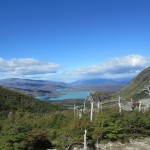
[92,92,111,112]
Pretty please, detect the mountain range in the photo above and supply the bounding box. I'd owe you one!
[71,78,130,86]
[0,77,130,99]
[0,78,70,97]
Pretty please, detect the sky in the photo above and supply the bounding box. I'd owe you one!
[0,0,150,82]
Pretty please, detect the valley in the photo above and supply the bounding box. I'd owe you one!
[1,0,150,149]
[0,78,129,101]
[0,67,150,150]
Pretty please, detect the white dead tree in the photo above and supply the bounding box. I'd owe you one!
[93,92,110,113]
[73,103,78,115]
[73,104,84,119]
[130,98,133,111]
[89,94,94,122]
[95,139,101,150]
[82,129,87,150]
[130,98,137,111]
[83,94,93,113]
[95,97,102,113]
[118,96,122,114]
[86,93,94,122]
[131,98,133,104]
[97,100,100,110]
[83,100,86,113]
[139,102,149,113]
[139,101,142,112]
[82,96,89,114]
[86,92,110,121]
[128,98,136,111]
[90,100,94,122]
[77,109,83,119]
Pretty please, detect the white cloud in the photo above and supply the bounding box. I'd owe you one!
[58,55,150,82]
[0,58,60,78]
[0,55,149,82]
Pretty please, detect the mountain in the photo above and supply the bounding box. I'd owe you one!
[0,78,70,97]
[71,78,130,86]
[0,78,129,99]
[116,66,150,100]
[0,86,62,113]
[71,78,130,93]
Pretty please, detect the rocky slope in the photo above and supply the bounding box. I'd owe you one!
[116,66,150,100]
[100,138,150,150]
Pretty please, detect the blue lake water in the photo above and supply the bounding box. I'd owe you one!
[36,90,92,101]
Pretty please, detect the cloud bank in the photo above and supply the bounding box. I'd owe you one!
[0,55,149,82]
[0,58,60,78]
[59,55,150,82]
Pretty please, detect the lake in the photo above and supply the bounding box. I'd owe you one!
[36,90,92,101]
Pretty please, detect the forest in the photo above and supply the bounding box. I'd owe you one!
[0,82,150,150]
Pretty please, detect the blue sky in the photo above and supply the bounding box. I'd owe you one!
[0,0,150,82]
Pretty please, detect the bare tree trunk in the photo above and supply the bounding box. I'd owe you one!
[79,109,82,119]
[139,101,142,112]
[74,103,76,115]
[83,130,87,150]
[83,101,86,113]
[90,101,94,122]
[97,101,100,113]
[97,101,100,109]
[118,96,122,115]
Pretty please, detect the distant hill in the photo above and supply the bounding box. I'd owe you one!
[0,78,70,97]
[70,78,130,93]
[116,66,150,100]
[0,86,61,113]
[71,78,130,86]
[0,78,129,99]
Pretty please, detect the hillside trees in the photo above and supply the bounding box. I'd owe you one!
[0,86,150,149]
[0,107,150,149]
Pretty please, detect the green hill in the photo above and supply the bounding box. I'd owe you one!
[0,86,62,114]
[115,66,150,100]
[0,85,150,149]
